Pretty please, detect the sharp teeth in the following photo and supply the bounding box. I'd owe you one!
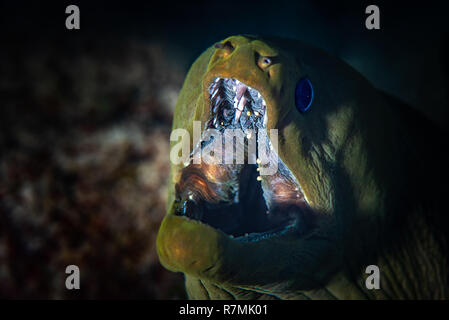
[211,88,219,100]
[237,96,246,111]
[210,78,267,129]
[234,94,246,124]
[234,109,242,123]
[213,98,221,113]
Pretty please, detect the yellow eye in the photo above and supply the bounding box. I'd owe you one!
[258,56,272,69]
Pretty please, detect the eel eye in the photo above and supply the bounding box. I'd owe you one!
[295,77,314,113]
[258,56,272,69]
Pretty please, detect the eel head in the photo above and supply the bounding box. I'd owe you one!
[157,35,402,299]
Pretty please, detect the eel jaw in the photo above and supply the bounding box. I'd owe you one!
[172,77,315,242]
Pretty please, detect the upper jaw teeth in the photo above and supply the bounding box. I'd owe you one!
[208,77,267,131]
[235,95,246,123]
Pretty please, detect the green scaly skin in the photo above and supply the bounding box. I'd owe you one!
[157,35,449,299]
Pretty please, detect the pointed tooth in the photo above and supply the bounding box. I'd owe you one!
[234,109,242,123]
[213,100,221,113]
[234,83,247,105]
[211,88,219,100]
[210,80,220,92]
[234,96,239,109]
[237,96,246,111]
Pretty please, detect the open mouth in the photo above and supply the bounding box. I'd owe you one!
[173,77,314,242]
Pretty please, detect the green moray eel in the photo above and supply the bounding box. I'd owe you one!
[156,35,449,299]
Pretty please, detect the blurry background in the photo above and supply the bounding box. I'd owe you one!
[0,0,447,299]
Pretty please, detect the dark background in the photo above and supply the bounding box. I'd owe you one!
[0,0,447,299]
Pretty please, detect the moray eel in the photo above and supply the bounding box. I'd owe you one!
[156,35,449,299]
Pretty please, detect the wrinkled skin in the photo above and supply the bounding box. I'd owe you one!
[157,35,449,299]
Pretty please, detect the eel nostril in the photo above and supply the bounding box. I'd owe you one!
[215,41,235,56]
